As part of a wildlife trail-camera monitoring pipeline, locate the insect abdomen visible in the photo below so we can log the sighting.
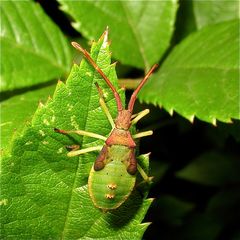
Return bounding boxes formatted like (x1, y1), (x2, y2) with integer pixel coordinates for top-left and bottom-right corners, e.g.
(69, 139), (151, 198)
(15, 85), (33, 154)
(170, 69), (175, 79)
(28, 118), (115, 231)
(88, 145), (136, 210)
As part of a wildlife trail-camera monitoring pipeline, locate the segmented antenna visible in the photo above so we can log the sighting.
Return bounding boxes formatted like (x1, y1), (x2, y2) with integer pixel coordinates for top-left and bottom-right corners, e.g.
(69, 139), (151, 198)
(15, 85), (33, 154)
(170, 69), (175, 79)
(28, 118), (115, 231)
(71, 41), (123, 111)
(128, 64), (158, 112)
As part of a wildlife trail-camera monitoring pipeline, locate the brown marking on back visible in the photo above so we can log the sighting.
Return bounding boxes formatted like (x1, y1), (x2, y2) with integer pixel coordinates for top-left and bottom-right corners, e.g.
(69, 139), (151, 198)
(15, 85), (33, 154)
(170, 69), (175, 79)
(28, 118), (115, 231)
(105, 194), (115, 199)
(107, 183), (117, 190)
(127, 149), (137, 175)
(94, 145), (108, 171)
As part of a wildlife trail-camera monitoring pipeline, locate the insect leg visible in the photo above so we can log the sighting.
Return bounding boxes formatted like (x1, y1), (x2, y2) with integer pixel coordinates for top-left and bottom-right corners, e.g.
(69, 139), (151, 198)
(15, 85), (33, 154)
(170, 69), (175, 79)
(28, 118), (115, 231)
(137, 164), (154, 183)
(68, 145), (102, 157)
(132, 130), (153, 139)
(128, 64), (158, 112)
(131, 109), (150, 125)
(54, 128), (107, 141)
(94, 83), (115, 129)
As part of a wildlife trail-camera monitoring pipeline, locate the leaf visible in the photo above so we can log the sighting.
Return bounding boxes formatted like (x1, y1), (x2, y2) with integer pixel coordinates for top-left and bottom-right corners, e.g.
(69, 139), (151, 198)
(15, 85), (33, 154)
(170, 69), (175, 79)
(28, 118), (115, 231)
(176, 151), (240, 186)
(0, 0), (72, 91)
(1, 32), (152, 239)
(58, 0), (178, 70)
(0, 85), (55, 149)
(174, 0), (197, 43)
(139, 20), (239, 124)
(193, 0), (239, 29)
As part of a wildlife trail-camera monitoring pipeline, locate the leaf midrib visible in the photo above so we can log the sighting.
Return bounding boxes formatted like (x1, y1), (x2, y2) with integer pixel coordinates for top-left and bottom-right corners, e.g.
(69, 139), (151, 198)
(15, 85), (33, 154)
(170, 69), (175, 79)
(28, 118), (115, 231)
(60, 55), (104, 239)
(120, 1), (149, 70)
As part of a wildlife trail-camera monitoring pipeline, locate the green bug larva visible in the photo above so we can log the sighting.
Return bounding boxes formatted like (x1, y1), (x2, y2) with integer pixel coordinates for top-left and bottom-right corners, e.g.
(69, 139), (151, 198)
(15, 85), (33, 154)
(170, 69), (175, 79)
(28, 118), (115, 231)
(88, 145), (136, 209)
(55, 29), (157, 210)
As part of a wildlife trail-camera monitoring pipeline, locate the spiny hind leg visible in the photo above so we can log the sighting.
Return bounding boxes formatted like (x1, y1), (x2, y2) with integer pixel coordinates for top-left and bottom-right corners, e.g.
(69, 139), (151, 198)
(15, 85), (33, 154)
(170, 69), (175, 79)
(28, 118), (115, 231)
(135, 162), (153, 198)
(67, 145), (102, 157)
(137, 163), (154, 184)
(95, 83), (115, 128)
(54, 128), (105, 157)
(54, 128), (107, 141)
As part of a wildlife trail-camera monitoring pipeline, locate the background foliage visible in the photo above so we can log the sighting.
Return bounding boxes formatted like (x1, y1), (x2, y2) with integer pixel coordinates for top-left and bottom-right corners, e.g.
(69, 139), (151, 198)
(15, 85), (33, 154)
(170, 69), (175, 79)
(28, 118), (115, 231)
(1, 0), (239, 239)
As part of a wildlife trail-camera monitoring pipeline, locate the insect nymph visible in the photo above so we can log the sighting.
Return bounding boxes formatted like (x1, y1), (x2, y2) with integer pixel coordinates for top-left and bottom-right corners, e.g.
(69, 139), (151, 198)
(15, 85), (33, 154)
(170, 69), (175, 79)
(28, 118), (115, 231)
(55, 31), (158, 210)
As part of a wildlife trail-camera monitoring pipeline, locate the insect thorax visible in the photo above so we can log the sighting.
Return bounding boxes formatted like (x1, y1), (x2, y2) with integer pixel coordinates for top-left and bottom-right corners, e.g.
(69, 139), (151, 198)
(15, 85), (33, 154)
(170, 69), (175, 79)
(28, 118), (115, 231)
(106, 129), (136, 148)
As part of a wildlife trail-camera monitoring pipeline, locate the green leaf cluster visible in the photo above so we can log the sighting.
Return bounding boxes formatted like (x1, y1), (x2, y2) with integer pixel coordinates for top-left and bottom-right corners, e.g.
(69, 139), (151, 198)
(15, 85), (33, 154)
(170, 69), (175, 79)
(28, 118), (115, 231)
(1, 1), (240, 239)
(57, 0), (239, 124)
(1, 27), (151, 239)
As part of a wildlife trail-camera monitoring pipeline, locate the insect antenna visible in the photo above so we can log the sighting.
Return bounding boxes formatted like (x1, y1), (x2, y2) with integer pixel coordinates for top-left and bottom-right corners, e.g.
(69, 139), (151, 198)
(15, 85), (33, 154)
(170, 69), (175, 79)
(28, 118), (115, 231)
(71, 41), (123, 111)
(128, 64), (158, 113)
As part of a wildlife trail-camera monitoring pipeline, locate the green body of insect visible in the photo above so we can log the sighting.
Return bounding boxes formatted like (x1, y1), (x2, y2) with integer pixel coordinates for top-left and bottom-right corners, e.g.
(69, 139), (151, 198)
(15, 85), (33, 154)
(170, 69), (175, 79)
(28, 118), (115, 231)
(89, 145), (136, 210)
(55, 30), (157, 210)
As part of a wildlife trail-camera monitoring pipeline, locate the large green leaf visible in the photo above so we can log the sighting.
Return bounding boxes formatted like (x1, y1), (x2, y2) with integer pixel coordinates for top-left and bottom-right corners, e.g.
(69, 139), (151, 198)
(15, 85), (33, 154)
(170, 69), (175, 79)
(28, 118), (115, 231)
(58, 0), (178, 70)
(0, 85), (55, 149)
(1, 32), (152, 239)
(0, 0), (72, 91)
(193, 0), (239, 29)
(139, 20), (239, 124)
